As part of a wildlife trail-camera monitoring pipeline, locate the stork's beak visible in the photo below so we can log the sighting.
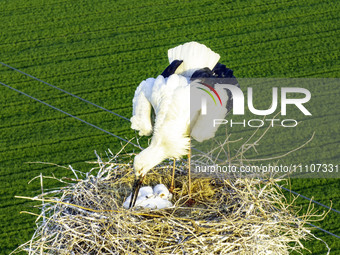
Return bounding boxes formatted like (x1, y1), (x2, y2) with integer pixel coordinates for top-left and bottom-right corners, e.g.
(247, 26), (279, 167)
(129, 175), (145, 209)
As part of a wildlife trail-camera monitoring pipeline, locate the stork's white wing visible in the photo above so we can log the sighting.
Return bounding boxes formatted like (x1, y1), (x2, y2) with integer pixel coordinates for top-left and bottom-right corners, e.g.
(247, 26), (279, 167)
(130, 78), (155, 136)
(149, 75), (191, 159)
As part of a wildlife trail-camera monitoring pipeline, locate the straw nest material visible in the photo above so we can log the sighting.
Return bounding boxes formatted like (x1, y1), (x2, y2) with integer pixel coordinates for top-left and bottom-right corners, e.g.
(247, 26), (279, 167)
(12, 151), (329, 255)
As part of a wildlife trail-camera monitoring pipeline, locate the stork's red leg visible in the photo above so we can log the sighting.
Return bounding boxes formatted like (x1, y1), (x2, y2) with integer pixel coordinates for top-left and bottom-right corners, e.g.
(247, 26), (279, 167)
(186, 144), (195, 206)
(169, 159), (176, 193)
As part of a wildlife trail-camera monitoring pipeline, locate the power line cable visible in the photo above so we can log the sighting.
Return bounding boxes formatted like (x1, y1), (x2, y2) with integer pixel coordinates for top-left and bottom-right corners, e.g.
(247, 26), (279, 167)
(0, 61), (130, 121)
(278, 184), (340, 214)
(2, 72), (340, 241)
(2, 62), (339, 217)
(2, 75), (338, 246)
(0, 81), (142, 150)
(306, 222), (340, 239)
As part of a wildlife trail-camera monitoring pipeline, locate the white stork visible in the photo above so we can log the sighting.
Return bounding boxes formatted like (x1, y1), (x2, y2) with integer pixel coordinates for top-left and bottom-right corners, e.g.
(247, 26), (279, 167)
(129, 42), (238, 208)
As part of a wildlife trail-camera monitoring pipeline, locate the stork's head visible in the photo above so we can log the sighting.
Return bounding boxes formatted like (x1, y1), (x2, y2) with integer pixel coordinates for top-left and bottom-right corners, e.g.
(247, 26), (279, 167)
(133, 146), (166, 177)
(133, 152), (153, 178)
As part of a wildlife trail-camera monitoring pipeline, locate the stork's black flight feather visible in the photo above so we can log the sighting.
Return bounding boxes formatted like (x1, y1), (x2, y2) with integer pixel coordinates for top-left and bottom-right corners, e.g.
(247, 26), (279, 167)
(212, 63), (238, 85)
(161, 60), (183, 78)
(190, 63), (240, 113)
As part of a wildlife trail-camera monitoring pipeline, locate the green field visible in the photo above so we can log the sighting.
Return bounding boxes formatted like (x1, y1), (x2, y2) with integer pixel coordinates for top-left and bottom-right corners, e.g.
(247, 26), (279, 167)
(0, 0), (339, 254)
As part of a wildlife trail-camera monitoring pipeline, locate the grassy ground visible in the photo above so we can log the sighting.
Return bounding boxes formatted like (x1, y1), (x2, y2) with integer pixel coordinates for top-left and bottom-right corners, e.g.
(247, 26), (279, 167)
(0, 0), (339, 254)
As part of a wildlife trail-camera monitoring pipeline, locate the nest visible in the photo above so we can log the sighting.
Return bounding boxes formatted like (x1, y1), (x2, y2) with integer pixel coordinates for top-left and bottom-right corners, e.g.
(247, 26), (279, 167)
(12, 150), (329, 255)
